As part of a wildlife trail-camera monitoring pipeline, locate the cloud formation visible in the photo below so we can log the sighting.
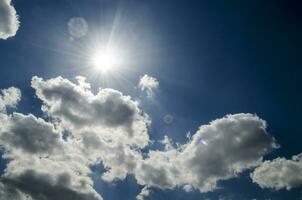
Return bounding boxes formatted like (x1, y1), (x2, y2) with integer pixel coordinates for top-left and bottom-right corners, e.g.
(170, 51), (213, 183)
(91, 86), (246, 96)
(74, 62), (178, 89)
(139, 74), (159, 96)
(134, 114), (278, 192)
(31, 76), (150, 146)
(0, 77), (289, 199)
(0, 0), (19, 39)
(251, 153), (302, 190)
(0, 157), (102, 200)
(0, 76), (152, 200)
(0, 113), (64, 157)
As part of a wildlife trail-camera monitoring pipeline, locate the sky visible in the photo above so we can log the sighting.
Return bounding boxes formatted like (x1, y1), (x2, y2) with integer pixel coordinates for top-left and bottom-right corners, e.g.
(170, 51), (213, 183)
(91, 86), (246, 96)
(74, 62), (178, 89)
(0, 0), (302, 200)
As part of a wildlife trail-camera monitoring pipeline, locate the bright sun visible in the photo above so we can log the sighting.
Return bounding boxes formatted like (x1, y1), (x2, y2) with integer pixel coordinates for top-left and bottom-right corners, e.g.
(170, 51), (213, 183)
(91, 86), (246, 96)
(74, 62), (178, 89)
(91, 49), (119, 73)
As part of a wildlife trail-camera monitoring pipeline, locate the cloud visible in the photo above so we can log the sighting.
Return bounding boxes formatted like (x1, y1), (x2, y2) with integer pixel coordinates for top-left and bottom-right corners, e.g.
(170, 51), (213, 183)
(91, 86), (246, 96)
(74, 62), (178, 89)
(30, 76), (153, 182)
(251, 153), (302, 190)
(0, 158), (103, 200)
(133, 114), (278, 192)
(0, 112), (64, 157)
(136, 186), (151, 200)
(0, 77), (283, 199)
(31, 76), (150, 147)
(0, 0), (19, 39)
(0, 87), (21, 112)
(138, 74), (159, 96)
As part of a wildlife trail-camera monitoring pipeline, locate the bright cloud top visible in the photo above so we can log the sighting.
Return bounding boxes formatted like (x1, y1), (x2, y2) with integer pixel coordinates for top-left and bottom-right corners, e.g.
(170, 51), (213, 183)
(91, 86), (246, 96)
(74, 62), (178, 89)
(139, 74), (159, 96)
(0, 0), (19, 39)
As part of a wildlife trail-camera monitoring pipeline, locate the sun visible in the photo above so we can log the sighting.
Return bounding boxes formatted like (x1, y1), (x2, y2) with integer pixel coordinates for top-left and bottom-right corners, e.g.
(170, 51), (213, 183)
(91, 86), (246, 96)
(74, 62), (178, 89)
(91, 49), (120, 73)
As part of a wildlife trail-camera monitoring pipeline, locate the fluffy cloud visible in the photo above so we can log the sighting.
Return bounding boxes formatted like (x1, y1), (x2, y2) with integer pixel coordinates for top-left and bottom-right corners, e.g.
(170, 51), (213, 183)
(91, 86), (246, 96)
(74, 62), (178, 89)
(0, 157), (102, 200)
(134, 114), (278, 192)
(0, 87), (21, 112)
(0, 85), (102, 199)
(0, 0), (19, 39)
(0, 77), (283, 199)
(31, 76), (153, 181)
(31, 76), (150, 147)
(0, 112), (64, 157)
(251, 153), (302, 190)
(138, 74), (159, 96)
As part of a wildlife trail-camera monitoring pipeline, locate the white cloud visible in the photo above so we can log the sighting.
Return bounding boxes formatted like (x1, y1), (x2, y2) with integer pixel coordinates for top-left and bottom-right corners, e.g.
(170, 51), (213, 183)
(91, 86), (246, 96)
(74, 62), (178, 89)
(251, 153), (302, 190)
(31, 76), (150, 147)
(0, 76), (152, 200)
(136, 186), (151, 200)
(138, 74), (159, 96)
(0, 77), (284, 199)
(30, 76), (153, 182)
(133, 114), (278, 192)
(0, 87), (21, 112)
(0, 0), (19, 39)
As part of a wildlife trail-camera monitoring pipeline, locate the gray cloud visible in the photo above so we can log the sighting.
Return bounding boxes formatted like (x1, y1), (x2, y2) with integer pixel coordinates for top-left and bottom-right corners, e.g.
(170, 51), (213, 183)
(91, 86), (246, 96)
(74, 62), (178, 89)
(0, 0), (19, 39)
(251, 153), (302, 190)
(0, 112), (64, 157)
(0, 158), (103, 200)
(1, 171), (100, 200)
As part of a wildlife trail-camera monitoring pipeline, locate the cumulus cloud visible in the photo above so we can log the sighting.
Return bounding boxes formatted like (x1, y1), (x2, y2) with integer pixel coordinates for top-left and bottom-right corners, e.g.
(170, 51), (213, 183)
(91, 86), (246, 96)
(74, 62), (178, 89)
(251, 153), (302, 190)
(31, 76), (150, 147)
(133, 114), (278, 192)
(0, 87), (21, 112)
(0, 157), (102, 200)
(0, 77), (283, 199)
(138, 74), (159, 96)
(0, 0), (19, 39)
(0, 76), (151, 200)
(30, 76), (153, 181)
(0, 112), (64, 157)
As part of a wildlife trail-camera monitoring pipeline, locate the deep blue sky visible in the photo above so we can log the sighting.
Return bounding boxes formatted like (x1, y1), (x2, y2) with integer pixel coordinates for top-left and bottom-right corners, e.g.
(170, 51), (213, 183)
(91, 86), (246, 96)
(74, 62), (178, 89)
(1, 0), (302, 199)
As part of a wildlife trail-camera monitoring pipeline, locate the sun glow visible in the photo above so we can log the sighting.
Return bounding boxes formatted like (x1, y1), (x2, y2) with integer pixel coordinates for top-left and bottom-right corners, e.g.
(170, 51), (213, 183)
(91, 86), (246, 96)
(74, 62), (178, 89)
(91, 49), (120, 73)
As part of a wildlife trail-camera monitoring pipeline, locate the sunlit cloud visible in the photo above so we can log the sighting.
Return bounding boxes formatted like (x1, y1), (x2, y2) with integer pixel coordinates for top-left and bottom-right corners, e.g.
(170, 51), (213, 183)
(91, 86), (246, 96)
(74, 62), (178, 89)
(251, 153), (302, 190)
(0, 0), (19, 39)
(139, 74), (159, 97)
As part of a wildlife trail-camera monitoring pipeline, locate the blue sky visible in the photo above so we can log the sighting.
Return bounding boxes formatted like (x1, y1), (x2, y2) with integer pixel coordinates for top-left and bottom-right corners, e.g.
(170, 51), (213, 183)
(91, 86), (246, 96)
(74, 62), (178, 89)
(0, 0), (302, 200)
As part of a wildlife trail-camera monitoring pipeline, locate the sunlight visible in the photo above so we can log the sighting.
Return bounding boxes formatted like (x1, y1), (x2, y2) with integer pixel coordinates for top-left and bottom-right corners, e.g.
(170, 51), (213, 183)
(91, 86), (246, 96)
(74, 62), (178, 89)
(91, 49), (120, 73)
